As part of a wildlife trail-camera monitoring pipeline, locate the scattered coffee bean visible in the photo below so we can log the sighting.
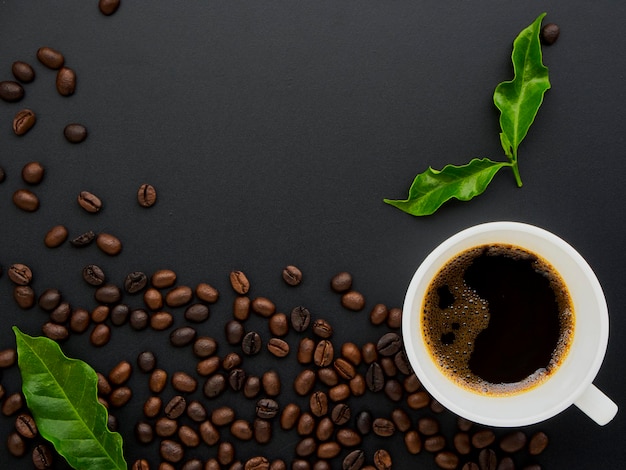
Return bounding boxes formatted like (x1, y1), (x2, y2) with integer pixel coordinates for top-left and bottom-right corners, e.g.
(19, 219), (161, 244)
(499, 430), (527, 453)
(390, 408), (411, 433)
(225, 320), (245, 345)
(20, 161), (44, 185)
(267, 337), (289, 357)
(196, 356), (220, 376)
(313, 339), (334, 367)
(151, 268), (177, 288)
(330, 403), (351, 425)
(37, 46), (64, 69)
(172, 371), (197, 393)
(8, 263), (32, 285)
(56, 67), (76, 96)
(435, 451), (459, 470)
(78, 191), (102, 213)
(454, 432), (471, 455)
(38, 288), (61, 311)
(165, 285), (193, 307)
(13, 109), (36, 135)
(165, 395), (187, 419)
(222, 352), (242, 370)
(156, 417), (178, 437)
(230, 270), (250, 294)
(281, 264), (303, 286)
(317, 441), (341, 459)
(196, 282), (219, 303)
(89, 323), (111, 346)
(71, 230), (96, 247)
(179, 424), (201, 447)
(405, 430), (422, 454)
(137, 351), (156, 372)
(330, 271), (352, 292)
(262, 370), (281, 396)
(0, 80), (24, 102)
(7, 432), (27, 456)
(269, 312), (289, 336)
(243, 375), (261, 399)
(109, 386), (132, 407)
(541, 23), (560, 45)
(373, 449), (392, 470)
(149, 368), (168, 393)
(291, 306), (311, 332)
(343, 449), (365, 470)
(472, 429), (496, 449)
(280, 403), (301, 430)
(295, 436), (317, 457)
(186, 400), (207, 422)
(199, 420), (220, 446)
(242, 331), (262, 355)
(228, 368), (246, 391)
(294, 369), (316, 396)
(252, 296), (275, 317)
(334, 357), (356, 380)
(44, 225), (68, 247)
(528, 431), (549, 455)
(15, 413), (38, 438)
(32, 443), (53, 469)
(372, 418), (395, 437)
(317, 367), (339, 387)
(124, 271), (147, 293)
(424, 435), (446, 453)
(341, 290), (365, 311)
(193, 336), (217, 358)
(143, 287), (163, 310)
(13, 285), (35, 309)
(376, 332), (402, 356)
(386, 307), (402, 329)
(183, 303), (209, 322)
(109, 360), (132, 385)
(366, 362), (384, 392)
(89, 304), (109, 324)
(136, 183), (157, 207)
(135, 421), (153, 444)
(160, 439), (184, 463)
(369, 303), (388, 325)
(12, 188), (39, 211)
(497, 457), (515, 470)
(312, 319), (333, 338)
(12, 61), (35, 83)
(203, 373), (226, 398)
(170, 326), (197, 347)
(94, 283), (121, 304)
(96, 232), (122, 255)
(478, 448), (497, 470)
(64, 123), (88, 143)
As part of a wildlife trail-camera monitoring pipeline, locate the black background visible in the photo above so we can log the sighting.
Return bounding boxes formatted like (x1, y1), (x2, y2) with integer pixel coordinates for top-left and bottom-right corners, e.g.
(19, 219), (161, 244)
(1, 1), (625, 468)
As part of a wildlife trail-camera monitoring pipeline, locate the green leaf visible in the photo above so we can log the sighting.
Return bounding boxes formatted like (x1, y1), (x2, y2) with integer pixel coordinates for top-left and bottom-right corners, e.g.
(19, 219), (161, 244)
(383, 158), (510, 216)
(13, 327), (126, 470)
(494, 13), (550, 161)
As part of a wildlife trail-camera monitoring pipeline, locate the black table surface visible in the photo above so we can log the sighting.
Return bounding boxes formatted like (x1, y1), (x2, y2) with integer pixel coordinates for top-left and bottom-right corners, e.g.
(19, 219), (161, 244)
(1, 2), (625, 468)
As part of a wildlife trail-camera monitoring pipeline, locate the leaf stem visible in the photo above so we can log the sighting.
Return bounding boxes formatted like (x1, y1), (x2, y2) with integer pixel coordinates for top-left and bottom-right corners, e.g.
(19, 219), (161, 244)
(511, 160), (523, 187)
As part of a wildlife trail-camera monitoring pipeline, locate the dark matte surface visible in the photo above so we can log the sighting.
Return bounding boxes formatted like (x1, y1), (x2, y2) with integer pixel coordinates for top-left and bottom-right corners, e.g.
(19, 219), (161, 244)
(1, 1), (624, 468)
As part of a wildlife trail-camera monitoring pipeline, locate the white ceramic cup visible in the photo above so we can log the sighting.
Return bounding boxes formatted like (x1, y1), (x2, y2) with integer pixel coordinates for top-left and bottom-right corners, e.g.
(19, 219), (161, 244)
(402, 221), (618, 426)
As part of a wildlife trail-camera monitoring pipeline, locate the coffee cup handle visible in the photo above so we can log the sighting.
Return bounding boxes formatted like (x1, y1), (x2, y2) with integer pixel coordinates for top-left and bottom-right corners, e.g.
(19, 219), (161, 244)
(574, 383), (618, 425)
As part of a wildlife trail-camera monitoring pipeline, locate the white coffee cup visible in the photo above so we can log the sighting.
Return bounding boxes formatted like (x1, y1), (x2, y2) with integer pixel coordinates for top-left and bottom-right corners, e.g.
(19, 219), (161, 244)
(402, 221), (618, 426)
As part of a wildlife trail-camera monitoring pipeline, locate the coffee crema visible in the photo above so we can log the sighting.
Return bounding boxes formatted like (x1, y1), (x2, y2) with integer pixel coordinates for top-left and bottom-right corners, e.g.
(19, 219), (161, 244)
(422, 244), (575, 396)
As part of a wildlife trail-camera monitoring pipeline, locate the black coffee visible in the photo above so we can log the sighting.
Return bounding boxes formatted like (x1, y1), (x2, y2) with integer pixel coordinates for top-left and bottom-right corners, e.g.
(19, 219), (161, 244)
(423, 244), (574, 395)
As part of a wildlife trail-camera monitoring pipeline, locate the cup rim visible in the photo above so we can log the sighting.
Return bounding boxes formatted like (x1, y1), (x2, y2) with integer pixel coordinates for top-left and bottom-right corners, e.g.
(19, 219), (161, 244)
(402, 221), (609, 426)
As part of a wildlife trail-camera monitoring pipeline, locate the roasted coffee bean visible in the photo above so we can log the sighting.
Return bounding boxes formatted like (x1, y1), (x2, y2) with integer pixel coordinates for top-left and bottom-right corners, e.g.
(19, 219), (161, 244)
(291, 460), (310, 470)
(96, 373), (112, 395)
(254, 419), (272, 445)
(0, 348), (16, 368)
(96, 233), (122, 255)
(334, 357), (356, 380)
(95, 284), (121, 304)
(143, 396), (162, 418)
(457, 416), (474, 431)
(393, 352), (411, 376)
(22, 161), (45, 184)
(12, 188), (39, 211)
(99, 0), (121, 15)
(472, 429), (496, 449)
(309, 391), (328, 417)
(149, 368), (168, 393)
(377, 332), (402, 356)
(262, 370), (281, 396)
(231, 419), (253, 441)
(317, 441), (341, 459)
(203, 373), (226, 398)
(109, 386), (132, 407)
(109, 360), (132, 385)
(44, 225), (68, 248)
(316, 368), (337, 387)
(330, 271), (352, 292)
(246, 456), (271, 470)
(454, 432), (471, 455)
(197, 356), (220, 376)
(225, 320), (245, 345)
(13, 285), (35, 309)
(156, 417), (178, 437)
(391, 408), (411, 432)
(242, 331), (262, 355)
(78, 191), (102, 213)
(90, 306), (108, 325)
(32, 443), (53, 469)
(267, 337), (289, 357)
(372, 418), (395, 437)
(497, 457), (515, 470)
(222, 352), (242, 370)
(0, 80), (24, 102)
(135, 421), (154, 444)
(291, 306), (311, 332)
(7, 432), (27, 457)
(405, 430), (422, 454)
(165, 285), (193, 307)
(528, 431), (549, 455)
(38, 288), (61, 311)
(328, 383), (350, 402)
(294, 369), (316, 396)
(165, 395), (187, 419)
(170, 326), (197, 347)
(196, 282), (219, 302)
(252, 296), (275, 317)
(541, 23), (560, 45)
(212, 406), (236, 426)
(184, 303), (209, 322)
(200, 420), (220, 445)
(280, 403), (301, 430)
(313, 340), (334, 367)
(193, 336), (217, 357)
(37, 46), (64, 68)
(56, 67), (76, 96)
(71, 230), (96, 247)
(132, 459), (150, 470)
(161, 439), (184, 463)
(478, 448), (497, 470)
(499, 430), (527, 453)
(337, 428), (362, 447)
(361, 342), (378, 364)
(341, 342), (362, 366)
(402, 374), (420, 394)
(143, 287), (163, 310)
(82, 264), (105, 286)
(330, 403), (351, 425)
(341, 290), (365, 311)
(297, 337), (315, 364)
(424, 435), (446, 453)
(129, 308), (149, 330)
(64, 123), (88, 143)
(312, 319), (333, 338)
(43, 322), (69, 341)
(150, 311), (173, 330)
(369, 303), (388, 325)
(435, 451), (459, 470)
(121, 271), (146, 294)
(256, 398), (279, 419)
(380, 357), (397, 377)
(373, 449), (392, 470)
(2, 392), (23, 416)
(296, 437), (317, 457)
(232, 295), (251, 320)
(282, 265), (303, 286)
(218, 442), (236, 466)
(387, 307), (402, 329)
(418, 417), (439, 436)
(366, 362), (384, 392)
(230, 270), (250, 294)
(15, 413), (37, 438)
(356, 410), (372, 435)
(297, 412), (316, 436)
(179, 425), (201, 447)
(186, 400), (207, 422)
(136, 183), (157, 207)
(172, 371), (197, 393)
(13, 109), (36, 136)
(228, 368), (246, 391)
(315, 416), (334, 441)
(12, 61), (35, 83)
(343, 449), (365, 470)
(110, 304), (129, 326)
(151, 269), (176, 288)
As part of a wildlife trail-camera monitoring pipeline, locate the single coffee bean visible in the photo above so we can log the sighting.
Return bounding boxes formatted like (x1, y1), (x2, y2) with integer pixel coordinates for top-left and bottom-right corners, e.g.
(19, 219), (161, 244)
(32, 443), (53, 469)
(212, 406), (236, 426)
(497, 457), (515, 470)
(317, 441), (341, 459)
(330, 271), (352, 292)
(50, 302), (71, 323)
(196, 282), (219, 302)
(193, 336), (217, 357)
(291, 460), (311, 470)
(96, 372), (112, 395)
(334, 357), (356, 380)
(186, 400), (207, 422)
(197, 356), (220, 376)
(231, 419), (253, 441)
(228, 368), (246, 391)
(317, 367), (339, 387)
(2, 393), (23, 416)
(328, 383), (350, 402)
(407, 391), (431, 409)
(478, 448), (497, 470)
(462, 464), (480, 470)
(13, 109), (36, 135)
(366, 362), (384, 392)
(297, 337), (315, 364)
(185, 303), (209, 322)
(337, 428), (362, 447)
(13, 286), (35, 309)
(330, 403), (350, 425)
(130, 308), (149, 330)
(37, 46), (64, 68)
(203, 373), (226, 398)
(361, 342), (378, 364)
(164, 395), (187, 419)
(499, 430), (527, 453)
(404, 373), (421, 393)
(341, 342), (362, 366)
(170, 326), (197, 347)
(200, 420), (220, 446)
(262, 370), (281, 396)
(435, 451), (459, 470)
(376, 332), (402, 356)
(42, 322), (69, 341)
(312, 319), (333, 338)
(172, 371), (198, 393)
(282, 265), (302, 286)
(12, 188), (39, 211)
(295, 436), (317, 457)
(222, 352), (242, 370)
(387, 307), (402, 329)
(165, 285), (193, 307)
(372, 418), (395, 437)
(108, 360), (132, 385)
(44, 225), (68, 248)
(81, 265), (105, 286)
(341, 290), (365, 311)
(343, 449), (365, 470)
(541, 23), (560, 45)
(418, 417), (439, 436)
(89, 323), (110, 346)
(135, 421), (154, 444)
(110, 304), (129, 325)
(232, 295), (251, 320)
(148, 369), (167, 393)
(356, 411), (372, 435)
(38, 288), (62, 311)
(151, 268), (176, 287)
(252, 296), (275, 317)
(56, 67), (76, 96)
(109, 386), (132, 407)
(253, 419), (272, 445)
(136, 351), (156, 373)
(454, 432), (471, 455)
(161, 439), (184, 463)
(21, 161), (45, 184)
(242, 331), (262, 355)
(424, 435), (446, 453)
(156, 417), (178, 437)
(70, 230), (96, 247)
(78, 191), (102, 213)
(267, 337), (289, 357)
(256, 398), (280, 419)
(96, 233), (122, 256)
(15, 413), (38, 438)
(280, 403), (301, 430)
(309, 391), (328, 417)
(12, 61), (35, 83)
(313, 340), (334, 367)
(225, 320), (245, 345)
(373, 449), (392, 470)
(472, 429), (496, 449)
(151, 311), (173, 330)
(369, 303), (388, 325)
(315, 416), (334, 441)
(294, 369), (316, 396)
(0, 80), (24, 102)
(405, 430), (422, 454)
(137, 183), (157, 207)
(107, 414), (118, 432)
(143, 287), (163, 310)
(64, 123), (88, 143)
(290, 306), (311, 332)
(124, 271), (147, 293)
(528, 431), (549, 455)
(94, 283), (121, 304)
(99, 0), (121, 15)
(394, 350), (412, 375)
(179, 425), (201, 447)
(230, 270), (250, 294)
(243, 375), (261, 398)
(132, 459), (150, 470)
(391, 408), (411, 432)
(380, 357), (397, 377)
